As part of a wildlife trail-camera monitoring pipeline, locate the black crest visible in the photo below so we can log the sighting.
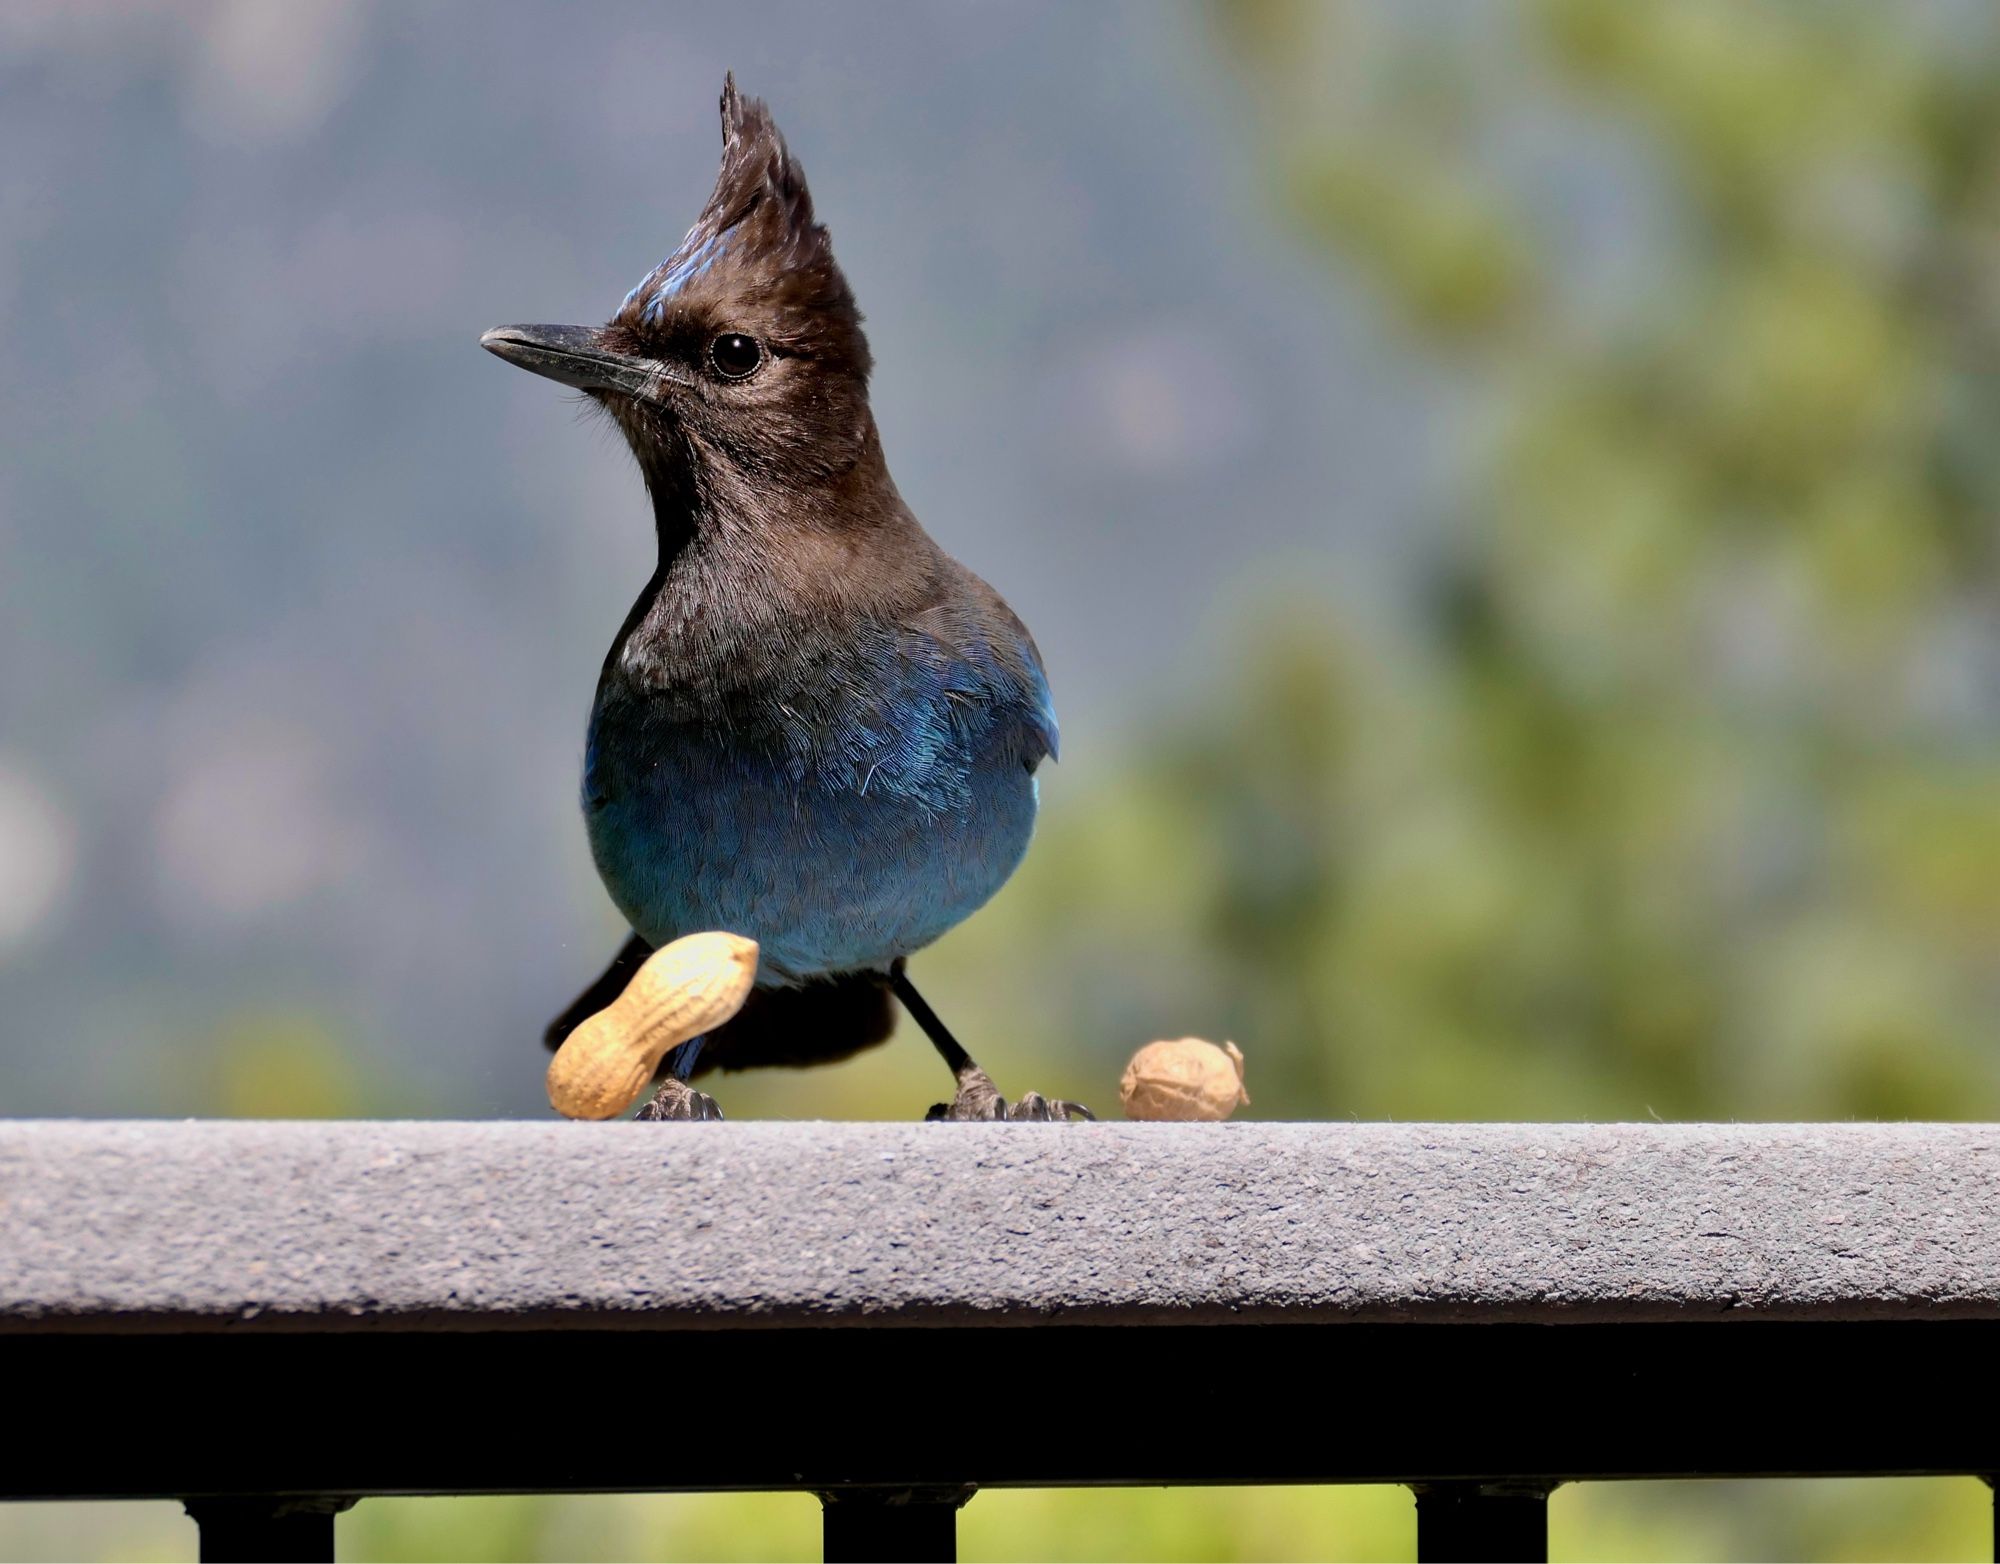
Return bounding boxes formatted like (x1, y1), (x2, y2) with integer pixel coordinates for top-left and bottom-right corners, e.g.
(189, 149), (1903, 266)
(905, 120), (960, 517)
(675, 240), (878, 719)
(613, 75), (867, 375)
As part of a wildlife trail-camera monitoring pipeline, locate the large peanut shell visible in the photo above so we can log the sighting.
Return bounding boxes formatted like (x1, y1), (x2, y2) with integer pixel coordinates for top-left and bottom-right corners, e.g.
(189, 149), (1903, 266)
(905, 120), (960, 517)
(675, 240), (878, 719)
(546, 931), (757, 1120)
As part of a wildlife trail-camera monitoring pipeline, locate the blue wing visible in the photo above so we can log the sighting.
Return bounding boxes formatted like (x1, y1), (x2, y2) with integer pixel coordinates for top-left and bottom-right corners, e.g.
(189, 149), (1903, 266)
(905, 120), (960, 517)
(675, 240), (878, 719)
(1014, 632), (1060, 767)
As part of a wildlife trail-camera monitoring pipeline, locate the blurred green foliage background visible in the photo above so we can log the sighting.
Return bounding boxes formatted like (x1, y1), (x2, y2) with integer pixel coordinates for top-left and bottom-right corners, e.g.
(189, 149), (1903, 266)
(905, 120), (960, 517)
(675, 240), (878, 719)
(7, 0), (2000, 1558)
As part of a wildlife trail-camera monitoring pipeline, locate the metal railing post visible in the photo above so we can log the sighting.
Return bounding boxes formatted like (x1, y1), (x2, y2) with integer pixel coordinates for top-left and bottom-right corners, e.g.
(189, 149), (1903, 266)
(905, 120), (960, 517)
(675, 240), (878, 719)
(183, 1497), (353, 1563)
(820, 1485), (975, 1563)
(1410, 1480), (1554, 1564)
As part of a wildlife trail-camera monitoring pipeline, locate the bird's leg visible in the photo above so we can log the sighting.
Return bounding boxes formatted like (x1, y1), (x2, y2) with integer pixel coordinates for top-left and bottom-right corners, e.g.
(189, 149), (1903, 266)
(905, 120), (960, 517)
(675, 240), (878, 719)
(634, 1035), (725, 1122)
(888, 963), (1094, 1123)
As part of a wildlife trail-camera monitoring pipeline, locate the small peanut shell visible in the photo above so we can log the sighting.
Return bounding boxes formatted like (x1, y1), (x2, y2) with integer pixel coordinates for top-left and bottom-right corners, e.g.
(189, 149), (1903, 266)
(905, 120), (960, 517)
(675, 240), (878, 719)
(1119, 1038), (1249, 1122)
(546, 931), (758, 1120)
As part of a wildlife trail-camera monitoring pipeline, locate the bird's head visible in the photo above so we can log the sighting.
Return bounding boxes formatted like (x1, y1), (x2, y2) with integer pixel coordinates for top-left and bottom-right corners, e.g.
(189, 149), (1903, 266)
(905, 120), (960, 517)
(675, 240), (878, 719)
(483, 75), (875, 494)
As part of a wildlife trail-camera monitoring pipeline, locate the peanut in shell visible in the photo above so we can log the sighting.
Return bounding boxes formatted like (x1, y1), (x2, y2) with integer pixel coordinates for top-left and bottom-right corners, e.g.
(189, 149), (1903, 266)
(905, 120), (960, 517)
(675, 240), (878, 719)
(1119, 1038), (1249, 1122)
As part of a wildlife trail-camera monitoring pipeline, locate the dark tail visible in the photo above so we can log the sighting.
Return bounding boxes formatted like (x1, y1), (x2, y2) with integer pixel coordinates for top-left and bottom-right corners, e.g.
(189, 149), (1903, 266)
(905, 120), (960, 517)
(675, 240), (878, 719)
(694, 971), (898, 1075)
(544, 932), (897, 1076)
(544, 932), (653, 1051)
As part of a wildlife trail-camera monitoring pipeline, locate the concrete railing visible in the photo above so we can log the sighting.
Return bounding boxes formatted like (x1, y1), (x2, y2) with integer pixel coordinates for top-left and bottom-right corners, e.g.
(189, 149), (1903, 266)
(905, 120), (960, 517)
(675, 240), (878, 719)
(3, 1120), (1997, 1561)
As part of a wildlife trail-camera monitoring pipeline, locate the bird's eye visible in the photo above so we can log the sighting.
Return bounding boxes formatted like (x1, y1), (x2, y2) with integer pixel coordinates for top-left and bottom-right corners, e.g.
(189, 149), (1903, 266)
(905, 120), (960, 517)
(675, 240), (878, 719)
(708, 332), (764, 381)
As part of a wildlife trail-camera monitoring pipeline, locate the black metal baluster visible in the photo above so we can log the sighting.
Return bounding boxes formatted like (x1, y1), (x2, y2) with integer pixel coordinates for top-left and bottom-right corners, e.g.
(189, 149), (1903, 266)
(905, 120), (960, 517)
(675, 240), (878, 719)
(183, 1497), (353, 1563)
(1411, 1481), (1554, 1564)
(820, 1485), (974, 1563)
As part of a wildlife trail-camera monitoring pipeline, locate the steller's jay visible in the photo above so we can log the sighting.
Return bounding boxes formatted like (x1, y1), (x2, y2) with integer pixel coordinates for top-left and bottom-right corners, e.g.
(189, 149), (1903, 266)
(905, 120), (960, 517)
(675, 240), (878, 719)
(482, 77), (1089, 1122)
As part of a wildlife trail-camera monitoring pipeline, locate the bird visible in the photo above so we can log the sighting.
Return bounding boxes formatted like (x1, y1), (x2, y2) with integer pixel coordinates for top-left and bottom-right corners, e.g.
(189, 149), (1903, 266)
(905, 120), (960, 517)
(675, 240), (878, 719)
(482, 76), (1090, 1123)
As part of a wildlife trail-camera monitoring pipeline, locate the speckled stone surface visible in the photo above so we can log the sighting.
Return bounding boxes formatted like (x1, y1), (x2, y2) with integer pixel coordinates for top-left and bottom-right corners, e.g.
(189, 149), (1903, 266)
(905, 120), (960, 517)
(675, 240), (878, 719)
(2, 1120), (1995, 1332)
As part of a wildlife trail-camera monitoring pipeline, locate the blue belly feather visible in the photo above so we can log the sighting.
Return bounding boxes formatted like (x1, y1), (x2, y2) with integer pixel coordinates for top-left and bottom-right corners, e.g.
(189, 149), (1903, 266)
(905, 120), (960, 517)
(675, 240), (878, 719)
(582, 626), (1053, 984)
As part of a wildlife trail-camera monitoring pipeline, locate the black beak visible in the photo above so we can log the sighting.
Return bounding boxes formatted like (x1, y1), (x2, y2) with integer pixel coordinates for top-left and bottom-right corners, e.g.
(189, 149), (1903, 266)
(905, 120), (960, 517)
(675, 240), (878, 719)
(479, 324), (687, 398)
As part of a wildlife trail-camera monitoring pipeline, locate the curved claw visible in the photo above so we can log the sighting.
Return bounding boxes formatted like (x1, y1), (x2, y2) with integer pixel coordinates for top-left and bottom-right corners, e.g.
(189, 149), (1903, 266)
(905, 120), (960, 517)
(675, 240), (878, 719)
(1007, 1093), (1097, 1122)
(635, 1079), (725, 1122)
(927, 1068), (1094, 1123)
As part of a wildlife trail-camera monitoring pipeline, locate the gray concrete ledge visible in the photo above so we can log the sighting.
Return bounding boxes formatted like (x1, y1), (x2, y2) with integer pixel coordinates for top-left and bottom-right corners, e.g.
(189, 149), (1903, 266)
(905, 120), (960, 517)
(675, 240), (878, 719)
(2, 1120), (1996, 1333)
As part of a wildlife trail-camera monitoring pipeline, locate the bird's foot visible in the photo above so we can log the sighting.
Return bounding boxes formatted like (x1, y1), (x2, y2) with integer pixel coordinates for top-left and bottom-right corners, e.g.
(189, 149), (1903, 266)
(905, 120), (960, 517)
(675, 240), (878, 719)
(634, 1078), (725, 1122)
(926, 1063), (1094, 1123)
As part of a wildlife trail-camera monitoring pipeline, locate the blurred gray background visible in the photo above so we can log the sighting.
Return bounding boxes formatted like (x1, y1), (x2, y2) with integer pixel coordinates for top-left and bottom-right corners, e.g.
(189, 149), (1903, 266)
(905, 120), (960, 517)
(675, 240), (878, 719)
(0, 1), (1425, 1116)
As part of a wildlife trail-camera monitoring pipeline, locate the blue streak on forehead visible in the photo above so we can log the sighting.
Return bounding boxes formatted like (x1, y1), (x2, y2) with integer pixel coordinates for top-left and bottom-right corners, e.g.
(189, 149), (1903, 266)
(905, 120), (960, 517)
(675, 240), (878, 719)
(621, 229), (731, 323)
